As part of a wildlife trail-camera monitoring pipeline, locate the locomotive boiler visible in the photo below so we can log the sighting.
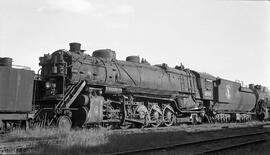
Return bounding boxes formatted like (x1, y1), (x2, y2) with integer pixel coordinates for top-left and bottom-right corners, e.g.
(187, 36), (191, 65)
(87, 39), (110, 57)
(33, 42), (270, 129)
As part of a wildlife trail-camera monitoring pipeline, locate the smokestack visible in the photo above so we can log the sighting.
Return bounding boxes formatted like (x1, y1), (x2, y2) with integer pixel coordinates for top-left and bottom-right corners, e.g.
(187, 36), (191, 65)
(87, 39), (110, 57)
(69, 42), (81, 53)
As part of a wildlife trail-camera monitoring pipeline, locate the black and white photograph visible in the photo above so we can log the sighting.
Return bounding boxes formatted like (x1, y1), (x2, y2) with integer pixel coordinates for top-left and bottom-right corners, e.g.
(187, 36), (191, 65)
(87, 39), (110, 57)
(0, 0), (270, 154)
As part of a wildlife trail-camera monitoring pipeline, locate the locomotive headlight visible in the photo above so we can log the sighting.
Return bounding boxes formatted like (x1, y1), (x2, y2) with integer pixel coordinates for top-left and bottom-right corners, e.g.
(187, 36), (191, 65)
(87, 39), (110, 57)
(45, 81), (51, 89)
(45, 81), (57, 95)
(45, 81), (56, 89)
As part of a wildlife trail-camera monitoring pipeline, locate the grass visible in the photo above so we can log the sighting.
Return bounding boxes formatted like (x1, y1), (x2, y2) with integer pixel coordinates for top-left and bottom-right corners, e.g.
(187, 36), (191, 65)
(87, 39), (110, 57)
(35, 128), (111, 155)
(2, 127), (111, 154)
(6, 127), (68, 141)
(6, 127), (110, 142)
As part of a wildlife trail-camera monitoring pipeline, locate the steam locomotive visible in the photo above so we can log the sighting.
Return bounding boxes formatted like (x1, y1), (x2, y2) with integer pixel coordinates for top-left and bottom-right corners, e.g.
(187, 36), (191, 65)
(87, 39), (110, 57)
(1, 43), (269, 129)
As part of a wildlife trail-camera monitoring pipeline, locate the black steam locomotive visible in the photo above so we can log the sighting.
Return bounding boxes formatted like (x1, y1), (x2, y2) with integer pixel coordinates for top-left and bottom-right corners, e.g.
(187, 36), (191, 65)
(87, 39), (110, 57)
(0, 42), (269, 129)
(34, 42), (270, 129)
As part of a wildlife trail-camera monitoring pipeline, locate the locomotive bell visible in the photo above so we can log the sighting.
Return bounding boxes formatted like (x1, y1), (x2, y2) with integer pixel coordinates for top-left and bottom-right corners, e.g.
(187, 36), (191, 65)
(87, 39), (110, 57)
(69, 42), (82, 53)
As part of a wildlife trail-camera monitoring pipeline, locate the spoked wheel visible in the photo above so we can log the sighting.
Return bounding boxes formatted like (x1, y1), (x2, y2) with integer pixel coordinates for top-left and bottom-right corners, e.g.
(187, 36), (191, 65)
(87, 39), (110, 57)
(57, 115), (72, 130)
(149, 104), (163, 128)
(163, 105), (175, 127)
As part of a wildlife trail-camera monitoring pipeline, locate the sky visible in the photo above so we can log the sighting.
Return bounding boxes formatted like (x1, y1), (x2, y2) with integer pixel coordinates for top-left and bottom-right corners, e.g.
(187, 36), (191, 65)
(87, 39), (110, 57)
(0, 0), (269, 87)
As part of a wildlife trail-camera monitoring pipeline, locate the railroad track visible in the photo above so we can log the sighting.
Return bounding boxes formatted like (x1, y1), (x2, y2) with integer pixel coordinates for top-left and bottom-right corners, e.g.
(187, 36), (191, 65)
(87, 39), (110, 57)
(109, 129), (270, 155)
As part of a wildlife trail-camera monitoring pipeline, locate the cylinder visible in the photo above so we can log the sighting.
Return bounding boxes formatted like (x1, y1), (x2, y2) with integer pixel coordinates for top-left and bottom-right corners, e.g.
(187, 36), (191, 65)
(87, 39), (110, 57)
(0, 57), (12, 67)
